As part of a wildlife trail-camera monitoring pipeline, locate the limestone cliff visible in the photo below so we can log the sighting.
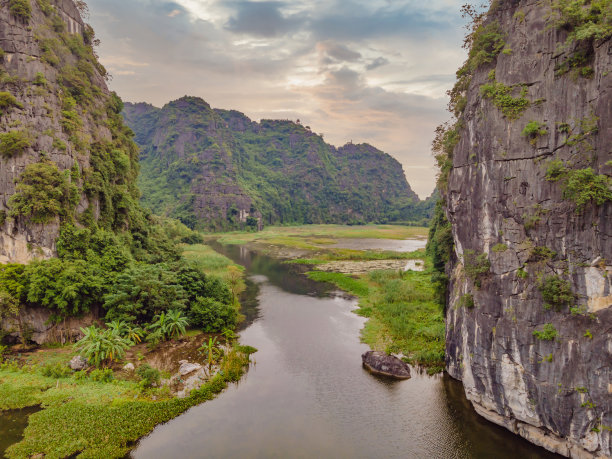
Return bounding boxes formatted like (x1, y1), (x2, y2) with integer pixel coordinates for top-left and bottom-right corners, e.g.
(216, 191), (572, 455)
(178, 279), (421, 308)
(441, 1), (612, 457)
(123, 97), (431, 231)
(0, 0), (139, 263)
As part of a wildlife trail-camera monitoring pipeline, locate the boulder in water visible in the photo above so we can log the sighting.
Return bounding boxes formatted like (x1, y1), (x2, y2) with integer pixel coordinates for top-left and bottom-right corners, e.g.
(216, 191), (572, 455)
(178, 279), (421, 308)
(362, 351), (411, 379)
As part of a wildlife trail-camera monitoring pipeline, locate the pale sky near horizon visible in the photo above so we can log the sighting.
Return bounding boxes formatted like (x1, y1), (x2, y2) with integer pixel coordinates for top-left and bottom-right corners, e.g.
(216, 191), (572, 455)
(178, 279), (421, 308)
(85, 0), (469, 199)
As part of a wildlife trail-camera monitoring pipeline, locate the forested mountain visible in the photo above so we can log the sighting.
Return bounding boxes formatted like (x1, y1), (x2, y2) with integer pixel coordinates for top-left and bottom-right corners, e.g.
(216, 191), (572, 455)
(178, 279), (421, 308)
(124, 97), (432, 230)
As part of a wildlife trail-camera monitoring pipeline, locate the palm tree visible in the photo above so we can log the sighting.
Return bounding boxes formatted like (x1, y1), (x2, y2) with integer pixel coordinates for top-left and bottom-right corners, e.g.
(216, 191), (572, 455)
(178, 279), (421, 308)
(74, 325), (131, 368)
(199, 336), (222, 369)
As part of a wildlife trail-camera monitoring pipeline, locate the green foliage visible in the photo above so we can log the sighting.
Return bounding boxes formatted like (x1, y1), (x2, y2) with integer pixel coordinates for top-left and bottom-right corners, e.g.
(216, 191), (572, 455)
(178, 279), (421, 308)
(8, 161), (78, 223)
(552, 0), (612, 43)
(458, 293), (475, 308)
(538, 275), (574, 310)
(426, 200), (453, 305)
(23, 258), (104, 319)
(199, 336), (222, 368)
(89, 368), (115, 383)
(32, 72), (47, 86)
(432, 124), (461, 191)
(533, 323), (558, 341)
(530, 246), (557, 261)
(480, 80), (530, 120)
(8, 0), (32, 20)
(0, 348), (249, 458)
(546, 163), (612, 210)
(522, 120), (548, 141)
(190, 297), (237, 332)
(40, 363), (72, 378)
(136, 364), (160, 388)
(74, 325), (131, 367)
(584, 329), (593, 339)
(463, 250), (490, 287)
(491, 243), (508, 253)
(517, 267), (528, 279)
(127, 98), (429, 231)
(0, 130), (31, 158)
(147, 309), (189, 341)
(562, 168), (612, 210)
(464, 21), (505, 72)
(306, 271), (370, 297)
(0, 92), (23, 110)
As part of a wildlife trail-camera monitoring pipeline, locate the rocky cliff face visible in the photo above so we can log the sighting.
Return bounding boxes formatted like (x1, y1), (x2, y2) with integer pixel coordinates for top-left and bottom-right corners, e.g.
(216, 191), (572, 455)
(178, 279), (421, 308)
(124, 97), (429, 230)
(443, 1), (611, 458)
(0, 0), (139, 263)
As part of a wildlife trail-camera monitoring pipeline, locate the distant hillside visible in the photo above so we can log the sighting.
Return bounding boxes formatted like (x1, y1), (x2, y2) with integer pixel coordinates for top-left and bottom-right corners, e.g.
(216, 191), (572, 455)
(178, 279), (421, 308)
(124, 97), (431, 230)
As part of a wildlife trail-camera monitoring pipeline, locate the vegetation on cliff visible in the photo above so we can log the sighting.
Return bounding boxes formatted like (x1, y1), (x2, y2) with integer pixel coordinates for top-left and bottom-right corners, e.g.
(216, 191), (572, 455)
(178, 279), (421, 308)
(124, 99), (434, 231)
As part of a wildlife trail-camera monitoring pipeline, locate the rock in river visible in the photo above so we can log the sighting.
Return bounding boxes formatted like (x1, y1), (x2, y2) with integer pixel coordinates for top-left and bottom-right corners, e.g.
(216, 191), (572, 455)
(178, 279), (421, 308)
(361, 351), (411, 379)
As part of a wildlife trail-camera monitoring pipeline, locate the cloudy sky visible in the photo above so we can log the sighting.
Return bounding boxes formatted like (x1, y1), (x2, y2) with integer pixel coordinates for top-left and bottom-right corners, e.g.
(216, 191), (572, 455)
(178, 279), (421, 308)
(86, 0), (469, 198)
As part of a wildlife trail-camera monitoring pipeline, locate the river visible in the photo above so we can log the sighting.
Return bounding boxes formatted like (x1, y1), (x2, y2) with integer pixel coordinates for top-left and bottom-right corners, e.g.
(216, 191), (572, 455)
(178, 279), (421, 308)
(132, 242), (561, 459)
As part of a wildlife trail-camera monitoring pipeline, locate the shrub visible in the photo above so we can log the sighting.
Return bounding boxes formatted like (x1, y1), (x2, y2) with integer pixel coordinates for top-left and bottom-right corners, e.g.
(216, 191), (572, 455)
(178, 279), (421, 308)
(463, 250), (490, 287)
(189, 297), (238, 332)
(8, 0), (32, 20)
(136, 364), (161, 388)
(466, 21), (505, 71)
(9, 161), (79, 223)
(33, 72), (47, 86)
(74, 325), (132, 367)
(0, 130), (31, 158)
(552, 0), (612, 43)
(40, 363), (72, 378)
(147, 309), (189, 341)
(562, 168), (612, 210)
(545, 160), (568, 182)
(480, 80), (530, 120)
(530, 246), (557, 261)
(533, 323), (558, 341)
(89, 368), (114, 383)
(0, 92), (22, 110)
(517, 267), (528, 279)
(538, 275), (574, 310)
(491, 243), (508, 253)
(522, 120), (548, 141)
(458, 293), (475, 308)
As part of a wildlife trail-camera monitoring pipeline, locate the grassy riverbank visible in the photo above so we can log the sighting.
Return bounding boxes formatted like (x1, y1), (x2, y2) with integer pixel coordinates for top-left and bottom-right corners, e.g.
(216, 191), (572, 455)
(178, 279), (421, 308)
(308, 265), (445, 373)
(1, 347), (251, 458)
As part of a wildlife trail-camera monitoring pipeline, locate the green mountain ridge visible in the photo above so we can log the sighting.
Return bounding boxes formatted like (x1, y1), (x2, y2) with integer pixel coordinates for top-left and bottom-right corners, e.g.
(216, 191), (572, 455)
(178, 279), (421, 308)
(123, 96), (434, 231)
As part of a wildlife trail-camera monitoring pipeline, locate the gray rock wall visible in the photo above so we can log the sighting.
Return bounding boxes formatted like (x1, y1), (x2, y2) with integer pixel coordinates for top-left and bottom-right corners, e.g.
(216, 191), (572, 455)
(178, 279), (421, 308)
(0, 0), (108, 263)
(445, 1), (611, 458)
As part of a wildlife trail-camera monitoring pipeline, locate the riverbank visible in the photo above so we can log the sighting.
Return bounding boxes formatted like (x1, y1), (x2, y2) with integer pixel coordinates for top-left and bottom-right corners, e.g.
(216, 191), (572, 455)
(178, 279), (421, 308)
(213, 225), (444, 373)
(0, 244), (252, 458)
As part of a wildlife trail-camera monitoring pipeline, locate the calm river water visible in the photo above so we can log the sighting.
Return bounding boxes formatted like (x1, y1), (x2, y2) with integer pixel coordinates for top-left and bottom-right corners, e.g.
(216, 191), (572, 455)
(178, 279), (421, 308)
(132, 243), (561, 459)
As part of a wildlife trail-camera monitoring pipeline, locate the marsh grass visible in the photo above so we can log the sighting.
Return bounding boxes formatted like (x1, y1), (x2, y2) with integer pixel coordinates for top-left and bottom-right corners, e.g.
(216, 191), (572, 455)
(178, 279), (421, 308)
(181, 244), (243, 281)
(213, 224), (429, 247)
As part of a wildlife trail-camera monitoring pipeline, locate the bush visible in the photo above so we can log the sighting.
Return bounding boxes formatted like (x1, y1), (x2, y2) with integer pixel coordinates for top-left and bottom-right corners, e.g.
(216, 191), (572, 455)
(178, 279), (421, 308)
(0, 92), (22, 110)
(466, 21), (505, 71)
(147, 309), (189, 341)
(136, 364), (161, 388)
(89, 368), (114, 383)
(8, 0), (32, 20)
(9, 161), (79, 223)
(522, 121), (548, 140)
(480, 80), (530, 120)
(530, 246), (557, 261)
(538, 275), (574, 310)
(74, 325), (131, 368)
(491, 243), (508, 253)
(562, 168), (612, 210)
(189, 297), (237, 332)
(40, 363), (72, 378)
(533, 323), (558, 341)
(0, 131), (31, 158)
(463, 250), (490, 287)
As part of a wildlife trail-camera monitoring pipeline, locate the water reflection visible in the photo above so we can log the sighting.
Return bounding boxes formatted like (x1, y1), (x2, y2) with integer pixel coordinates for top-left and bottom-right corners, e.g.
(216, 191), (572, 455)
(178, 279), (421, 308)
(133, 244), (561, 459)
